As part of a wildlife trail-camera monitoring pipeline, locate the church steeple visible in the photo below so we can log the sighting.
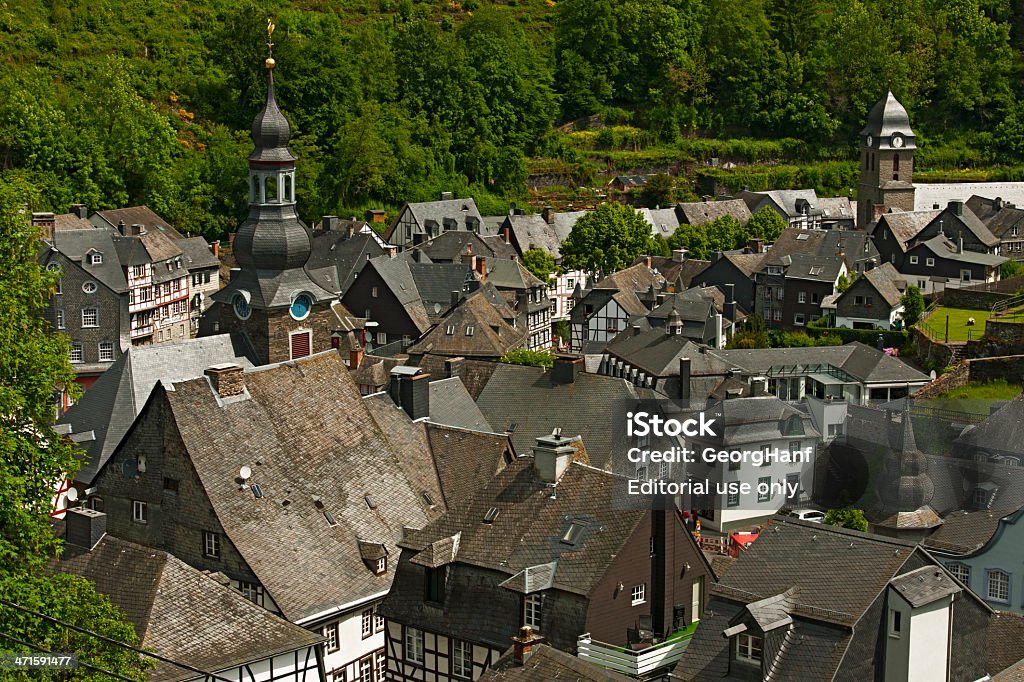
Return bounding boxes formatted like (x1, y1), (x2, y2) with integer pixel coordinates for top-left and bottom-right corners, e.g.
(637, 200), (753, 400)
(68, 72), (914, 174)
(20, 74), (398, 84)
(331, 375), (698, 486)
(856, 90), (917, 228)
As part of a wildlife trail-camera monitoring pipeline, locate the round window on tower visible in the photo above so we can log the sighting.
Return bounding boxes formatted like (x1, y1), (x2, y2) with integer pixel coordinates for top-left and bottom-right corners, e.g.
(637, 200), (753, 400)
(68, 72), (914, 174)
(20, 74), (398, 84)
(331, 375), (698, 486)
(290, 293), (313, 321)
(233, 292), (251, 320)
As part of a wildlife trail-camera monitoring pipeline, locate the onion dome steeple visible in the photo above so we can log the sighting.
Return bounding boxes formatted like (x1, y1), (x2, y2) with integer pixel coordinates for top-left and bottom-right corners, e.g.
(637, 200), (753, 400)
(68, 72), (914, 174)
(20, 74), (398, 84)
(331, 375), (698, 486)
(249, 37), (295, 164)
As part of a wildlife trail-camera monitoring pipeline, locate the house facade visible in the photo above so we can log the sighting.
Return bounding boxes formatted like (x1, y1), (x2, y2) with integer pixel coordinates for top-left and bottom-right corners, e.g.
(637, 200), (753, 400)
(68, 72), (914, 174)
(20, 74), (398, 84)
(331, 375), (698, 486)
(386, 196), (484, 248)
(833, 262), (907, 330)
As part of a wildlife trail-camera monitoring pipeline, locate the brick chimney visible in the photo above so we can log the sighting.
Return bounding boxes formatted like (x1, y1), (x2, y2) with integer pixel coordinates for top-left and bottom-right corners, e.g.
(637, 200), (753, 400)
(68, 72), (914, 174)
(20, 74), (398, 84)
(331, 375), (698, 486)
(748, 238), (764, 254)
(532, 429), (576, 483)
(205, 364), (245, 398)
(366, 209), (386, 223)
(31, 212), (56, 241)
(512, 626), (544, 665)
(541, 206), (555, 225)
(349, 347), (364, 370)
(550, 355), (583, 385)
(65, 508), (106, 549)
(476, 256), (487, 281)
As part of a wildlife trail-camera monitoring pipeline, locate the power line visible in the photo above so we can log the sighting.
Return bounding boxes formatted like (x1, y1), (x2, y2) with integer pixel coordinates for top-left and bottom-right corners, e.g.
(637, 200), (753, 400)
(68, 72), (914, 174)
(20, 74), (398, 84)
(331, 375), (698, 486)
(0, 598), (236, 682)
(0, 630), (138, 682)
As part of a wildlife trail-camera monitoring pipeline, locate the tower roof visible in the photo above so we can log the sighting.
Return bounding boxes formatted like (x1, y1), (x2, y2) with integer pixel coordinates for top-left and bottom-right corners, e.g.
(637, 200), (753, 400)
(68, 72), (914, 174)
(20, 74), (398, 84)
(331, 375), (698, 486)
(249, 54), (295, 163)
(860, 90), (916, 147)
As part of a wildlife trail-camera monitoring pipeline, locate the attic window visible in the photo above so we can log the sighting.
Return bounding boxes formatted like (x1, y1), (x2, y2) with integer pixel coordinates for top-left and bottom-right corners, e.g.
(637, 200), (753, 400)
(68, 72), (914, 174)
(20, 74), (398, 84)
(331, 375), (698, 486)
(324, 511), (337, 526)
(446, 325), (455, 335)
(796, 234), (810, 241)
(251, 483), (263, 499)
(483, 507), (500, 524)
(365, 495), (378, 510)
(736, 634), (763, 662)
(422, 491), (435, 507)
(809, 266), (824, 276)
(465, 326), (475, 337)
(767, 266), (783, 275)
(375, 557), (387, 574)
(561, 522), (585, 545)
(89, 252), (103, 265)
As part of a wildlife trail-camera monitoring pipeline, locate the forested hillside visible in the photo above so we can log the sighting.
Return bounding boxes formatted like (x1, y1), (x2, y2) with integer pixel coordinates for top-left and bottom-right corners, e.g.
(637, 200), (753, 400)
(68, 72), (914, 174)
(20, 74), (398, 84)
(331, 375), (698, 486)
(2, 0), (1024, 238)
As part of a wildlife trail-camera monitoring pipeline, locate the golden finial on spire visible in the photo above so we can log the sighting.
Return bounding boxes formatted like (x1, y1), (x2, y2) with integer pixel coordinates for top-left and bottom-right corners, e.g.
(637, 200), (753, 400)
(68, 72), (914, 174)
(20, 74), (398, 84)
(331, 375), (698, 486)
(265, 19), (276, 69)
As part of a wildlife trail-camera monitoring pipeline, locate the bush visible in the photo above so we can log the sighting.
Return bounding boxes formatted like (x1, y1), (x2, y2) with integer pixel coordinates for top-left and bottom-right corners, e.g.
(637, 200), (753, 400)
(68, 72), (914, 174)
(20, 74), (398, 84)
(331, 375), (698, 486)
(803, 326), (909, 348)
(500, 348), (556, 367)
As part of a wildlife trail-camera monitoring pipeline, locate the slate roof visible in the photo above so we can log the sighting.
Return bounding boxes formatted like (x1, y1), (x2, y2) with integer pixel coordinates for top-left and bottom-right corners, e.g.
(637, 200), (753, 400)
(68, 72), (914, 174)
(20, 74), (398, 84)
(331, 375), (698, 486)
(48, 228), (129, 293)
(480, 644), (631, 682)
(673, 519), (959, 682)
(919, 205), (1001, 249)
(370, 255), (432, 333)
(408, 289), (527, 358)
(54, 212), (94, 231)
(604, 330), (710, 378)
(423, 422), (512, 509)
(923, 508), (1024, 556)
(306, 231), (385, 295)
(397, 457), (648, 598)
(486, 259), (545, 290)
(710, 342), (929, 385)
(915, 183), (1024, 213)
(677, 199), (752, 226)
(428, 377), (493, 432)
(955, 395), (1024, 455)
(720, 253), (766, 278)
(770, 254), (843, 283)
(155, 352), (440, 622)
(414, 230), (518, 263)
(93, 206), (184, 240)
(916, 234), (1006, 266)
(642, 206), (683, 238)
(413, 356), (499, 400)
(58, 535), (321, 682)
(989, 612), (1024, 680)
(855, 262), (906, 306)
(873, 210), (941, 250)
(888, 565), (960, 607)
(861, 90), (915, 139)
(819, 196), (854, 221)
(595, 262), (666, 293)
(475, 364), (643, 468)
(502, 213), (575, 259)
(696, 396), (818, 445)
(387, 198), (483, 240)
(177, 236), (219, 271)
(59, 335), (255, 485)
(409, 262), (476, 321)
(740, 189), (821, 219)
(636, 255), (711, 291)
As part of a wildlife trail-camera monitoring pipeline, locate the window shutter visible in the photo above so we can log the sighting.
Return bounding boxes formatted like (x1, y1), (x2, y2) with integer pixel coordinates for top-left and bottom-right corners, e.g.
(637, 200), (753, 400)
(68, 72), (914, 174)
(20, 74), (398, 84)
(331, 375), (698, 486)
(290, 331), (312, 359)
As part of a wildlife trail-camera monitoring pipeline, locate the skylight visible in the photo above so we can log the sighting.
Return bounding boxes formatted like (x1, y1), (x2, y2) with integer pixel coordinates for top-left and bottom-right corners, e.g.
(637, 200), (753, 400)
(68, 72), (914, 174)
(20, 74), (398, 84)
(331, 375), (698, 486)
(365, 494), (378, 510)
(561, 522), (586, 545)
(251, 484), (263, 499)
(324, 511), (337, 526)
(796, 234), (810, 241)
(483, 507), (500, 524)
(809, 266), (824, 276)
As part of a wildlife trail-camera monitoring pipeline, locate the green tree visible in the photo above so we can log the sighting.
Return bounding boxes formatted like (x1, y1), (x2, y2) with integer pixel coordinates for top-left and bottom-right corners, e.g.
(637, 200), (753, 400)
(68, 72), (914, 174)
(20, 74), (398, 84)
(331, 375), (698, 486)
(836, 273), (855, 293)
(727, 313), (769, 349)
(745, 207), (788, 243)
(824, 508), (869, 532)
(500, 348), (556, 367)
(560, 202), (655, 274)
(0, 180), (151, 679)
(900, 284), (926, 326)
(1001, 259), (1024, 279)
(640, 172), (675, 207)
(668, 215), (743, 259)
(521, 248), (557, 283)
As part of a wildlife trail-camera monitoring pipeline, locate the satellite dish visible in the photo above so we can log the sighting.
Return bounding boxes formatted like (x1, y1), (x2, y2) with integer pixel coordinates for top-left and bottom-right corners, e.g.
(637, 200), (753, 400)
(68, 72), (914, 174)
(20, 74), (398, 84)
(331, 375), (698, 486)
(239, 465), (252, 481)
(66, 487), (79, 502)
(137, 455), (147, 473)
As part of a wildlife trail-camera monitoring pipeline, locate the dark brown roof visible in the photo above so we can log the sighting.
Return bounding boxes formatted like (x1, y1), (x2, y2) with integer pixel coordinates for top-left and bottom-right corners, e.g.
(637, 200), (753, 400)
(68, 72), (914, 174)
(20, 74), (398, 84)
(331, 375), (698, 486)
(480, 644), (631, 682)
(408, 289), (527, 358)
(595, 262), (665, 292)
(989, 612), (1024, 679)
(634, 256), (711, 291)
(722, 252), (766, 277)
(58, 535), (321, 682)
(96, 206), (184, 239)
(54, 213), (94, 231)
(160, 352), (441, 622)
(425, 422), (512, 509)
(414, 356), (499, 400)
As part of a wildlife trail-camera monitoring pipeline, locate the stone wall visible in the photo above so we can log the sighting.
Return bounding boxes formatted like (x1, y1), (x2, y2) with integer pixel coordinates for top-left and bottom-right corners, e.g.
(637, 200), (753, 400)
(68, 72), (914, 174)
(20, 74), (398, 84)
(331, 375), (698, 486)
(913, 362), (969, 399)
(913, 327), (956, 368)
(913, 354), (1024, 398)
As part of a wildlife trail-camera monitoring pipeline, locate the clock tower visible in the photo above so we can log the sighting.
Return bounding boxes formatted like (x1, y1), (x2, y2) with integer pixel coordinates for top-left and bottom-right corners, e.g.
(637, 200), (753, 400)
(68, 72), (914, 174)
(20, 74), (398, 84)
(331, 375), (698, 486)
(201, 25), (336, 365)
(856, 90), (917, 228)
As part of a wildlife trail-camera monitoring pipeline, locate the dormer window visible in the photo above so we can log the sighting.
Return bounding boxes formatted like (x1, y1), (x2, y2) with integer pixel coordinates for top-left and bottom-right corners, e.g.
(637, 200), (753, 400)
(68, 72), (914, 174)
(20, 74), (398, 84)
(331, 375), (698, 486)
(425, 566), (446, 603)
(89, 252), (103, 265)
(736, 633), (762, 662)
(767, 265), (783, 275)
(375, 557), (387, 575)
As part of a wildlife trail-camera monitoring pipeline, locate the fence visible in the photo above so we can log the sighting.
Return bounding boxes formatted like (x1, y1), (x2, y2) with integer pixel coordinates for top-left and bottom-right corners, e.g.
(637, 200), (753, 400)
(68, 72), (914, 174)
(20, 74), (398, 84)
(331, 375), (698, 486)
(577, 630), (693, 677)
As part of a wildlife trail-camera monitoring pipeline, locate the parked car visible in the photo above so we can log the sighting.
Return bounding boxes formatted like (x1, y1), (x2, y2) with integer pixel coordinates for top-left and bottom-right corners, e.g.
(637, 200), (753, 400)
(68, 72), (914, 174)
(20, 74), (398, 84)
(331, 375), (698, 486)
(780, 508), (825, 522)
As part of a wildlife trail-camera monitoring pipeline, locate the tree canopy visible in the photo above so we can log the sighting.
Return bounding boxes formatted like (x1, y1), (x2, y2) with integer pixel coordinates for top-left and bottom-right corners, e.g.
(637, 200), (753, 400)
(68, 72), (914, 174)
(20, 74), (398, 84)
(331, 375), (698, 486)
(560, 202), (656, 274)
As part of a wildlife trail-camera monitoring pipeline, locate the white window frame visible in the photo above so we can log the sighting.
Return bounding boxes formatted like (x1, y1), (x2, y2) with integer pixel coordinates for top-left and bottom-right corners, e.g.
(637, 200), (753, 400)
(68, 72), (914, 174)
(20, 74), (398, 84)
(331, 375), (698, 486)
(82, 281), (97, 294)
(631, 583), (646, 606)
(98, 342), (114, 362)
(56, 309), (65, 329)
(452, 639), (473, 679)
(82, 308), (99, 328)
(324, 622), (340, 653)
(736, 633), (762, 662)
(909, 255), (919, 264)
(926, 257), (935, 267)
(794, 313), (805, 326)
(405, 627), (425, 665)
(70, 342), (83, 364)
(361, 608), (373, 639)
(889, 608), (902, 638)
(132, 499), (147, 524)
(757, 476), (772, 503)
(947, 562), (970, 585)
(988, 569), (1010, 603)
(524, 593), (542, 628)
(203, 531), (221, 559)
(798, 291), (806, 303)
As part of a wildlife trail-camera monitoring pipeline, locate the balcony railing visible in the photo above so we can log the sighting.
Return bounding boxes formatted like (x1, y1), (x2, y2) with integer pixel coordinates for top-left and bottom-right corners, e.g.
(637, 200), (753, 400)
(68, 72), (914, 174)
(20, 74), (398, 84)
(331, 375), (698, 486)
(130, 325), (153, 338)
(577, 627), (694, 678)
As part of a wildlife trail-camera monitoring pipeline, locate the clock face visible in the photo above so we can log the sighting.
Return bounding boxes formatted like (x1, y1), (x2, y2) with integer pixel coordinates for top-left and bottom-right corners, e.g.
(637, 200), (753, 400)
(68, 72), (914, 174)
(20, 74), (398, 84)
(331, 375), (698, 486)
(891, 135), (904, 148)
(866, 135), (873, 147)
(233, 294), (251, 320)
(290, 293), (313, 321)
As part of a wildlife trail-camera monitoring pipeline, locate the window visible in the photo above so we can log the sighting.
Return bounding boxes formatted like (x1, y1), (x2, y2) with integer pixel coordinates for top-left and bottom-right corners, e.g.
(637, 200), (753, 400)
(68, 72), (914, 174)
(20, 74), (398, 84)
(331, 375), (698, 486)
(790, 441), (801, 454)
(375, 608), (385, 633)
(918, 280), (926, 289)
(82, 308), (98, 328)
(405, 627), (425, 665)
(773, 309), (782, 322)
(727, 490), (740, 507)
(988, 570), (1010, 603)
(811, 292), (819, 304)
(767, 265), (783, 275)
(452, 639), (473, 678)
(239, 580), (262, 604)
(362, 608), (374, 639)
(376, 557), (387, 574)
(524, 593), (543, 628)
(82, 281), (97, 294)
(374, 651), (385, 681)
(376, 331), (387, 345)
(777, 288), (784, 300)
(163, 477), (179, 493)
(794, 313), (805, 326)
(961, 270), (972, 283)
(324, 622), (339, 652)
(446, 325), (455, 335)
(926, 257), (935, 267)
(947, 562), (970, 585)
(854, 295), (864, 305)
(889, 609), (902, 638)
(132, 499), (147, 524)
(828, 423), (844, 437)
(203, 531), (221, 559)
(56, 309), (64, 329)
(358, 656), (372, 682)
(371, 286), (378, 298)
(798, 291), (806, 303)
(764, 287), (772, 299)
(909, 255), (919, 265)
(631, 583), (646, 605)
(290, 331), (312, 360)
(635, 465), (648, 481)
(736, 634), (762, 662)
(465, 326), (475, 337)
(56, 276), (63, 294)
(757, 476), (772, 503)
(98, 342), (114, 362)
(426, 566), (446, 603)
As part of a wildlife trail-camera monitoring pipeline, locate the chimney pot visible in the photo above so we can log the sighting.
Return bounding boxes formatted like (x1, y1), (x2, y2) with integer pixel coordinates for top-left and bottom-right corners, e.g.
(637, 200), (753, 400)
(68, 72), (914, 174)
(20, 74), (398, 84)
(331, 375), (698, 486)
(348, 347), (364, 370)
(512, 626), (544, 665)
(541, 206), (555, 225)
(679, 357), (691, 404)
(205, 364), (245, 398)
(71, 204), (88, 219)
(532, 431), (575, 483)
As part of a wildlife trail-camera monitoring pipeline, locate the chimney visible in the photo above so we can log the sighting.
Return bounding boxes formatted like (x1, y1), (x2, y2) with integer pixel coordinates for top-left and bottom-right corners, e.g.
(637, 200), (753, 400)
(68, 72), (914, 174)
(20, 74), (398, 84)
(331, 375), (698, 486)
(130, 223), (146, 236)
(550, 355), (583, 385)
(503, 226), (511, 244)
(715, 313), (725, 349)
(450, 290), (462, 308)
(532, 429), (576, 483)
(512, 626), (544, 665)
(349, 347), (364, 370)
(632, 324), (642, 336)
(205, 364), (245, 398)
(445, 356), (465, 379)
(211, 241), (220, 258)
(228, 231), (237, 245)
(950, 200), (964, 217)
(679, 357), (691, 404)
(440, 191), (454, 201)
(748, 238), (764, 254)
(541, 206), (555, 225)
(71, 204), (88, 219)
(476, 256), (487, 281)
(322, 215), (339, 231)
(366, 209), (386, 223)
(31, 212), (56, 240)
(958, 236), (964, 254)
(65, 507), (106, 549)
(672, 249), (688, 263)
(644, 255), (653, 268)
(389, 367), (431, 420)
(712, 252), (723, 263)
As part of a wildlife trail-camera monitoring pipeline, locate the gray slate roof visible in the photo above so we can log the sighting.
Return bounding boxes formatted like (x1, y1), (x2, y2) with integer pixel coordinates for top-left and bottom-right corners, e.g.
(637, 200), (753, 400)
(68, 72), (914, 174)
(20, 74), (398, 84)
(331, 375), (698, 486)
(677, 199), (752, 226)
(428, 377), (493, 432)
(306, 231), (385, 295)
(710, 342), (929, 385)
(480, 644), (631, 682)
(850, 262), (906, 307)
(60, 335), (254, 485)
(48, 228), (129, 293)
(917, 235), (1005, 266)
(155, 352), (441, 622)
(408, 289), (526, 358)
(93, 206), (184, 240)
(58, 535), (321, 682)
(873, 210), (941, 251)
